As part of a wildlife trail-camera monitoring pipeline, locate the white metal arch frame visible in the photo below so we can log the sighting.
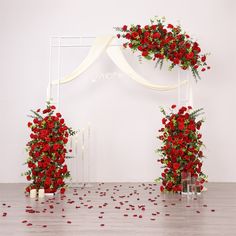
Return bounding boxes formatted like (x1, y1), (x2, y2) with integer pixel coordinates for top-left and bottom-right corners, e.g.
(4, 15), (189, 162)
(46, 35), (192, 110)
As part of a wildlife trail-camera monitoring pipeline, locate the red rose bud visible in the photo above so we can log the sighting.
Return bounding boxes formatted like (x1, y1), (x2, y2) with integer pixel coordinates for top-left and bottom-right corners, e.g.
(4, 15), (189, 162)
(171, 104), (176, 109)
(117, 34), (121, 38)
(56, 113), (62, 118)
(122, 25), (127, 31)
(201, 55), (206, 62)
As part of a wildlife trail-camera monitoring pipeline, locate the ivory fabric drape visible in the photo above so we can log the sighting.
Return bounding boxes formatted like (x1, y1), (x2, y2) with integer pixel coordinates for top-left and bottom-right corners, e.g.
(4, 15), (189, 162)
(51, 35), (187, 91)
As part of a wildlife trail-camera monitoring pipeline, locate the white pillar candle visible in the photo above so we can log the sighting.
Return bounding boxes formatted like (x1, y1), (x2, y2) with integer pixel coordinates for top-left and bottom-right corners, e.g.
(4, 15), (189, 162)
(30, 189), (37, 198)
(38, 189), (45, 198)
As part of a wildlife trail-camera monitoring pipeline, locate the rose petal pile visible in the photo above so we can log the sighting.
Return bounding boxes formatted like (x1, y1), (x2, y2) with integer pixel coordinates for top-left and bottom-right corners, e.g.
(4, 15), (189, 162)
(116, 17), (210, 79)
(156, 105), (206, 192)
(24, 104), (75, 194)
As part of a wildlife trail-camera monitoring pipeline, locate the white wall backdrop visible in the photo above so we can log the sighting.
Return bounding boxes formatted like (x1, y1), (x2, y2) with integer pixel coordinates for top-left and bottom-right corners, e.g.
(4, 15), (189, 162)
(0, 0), (235, 183)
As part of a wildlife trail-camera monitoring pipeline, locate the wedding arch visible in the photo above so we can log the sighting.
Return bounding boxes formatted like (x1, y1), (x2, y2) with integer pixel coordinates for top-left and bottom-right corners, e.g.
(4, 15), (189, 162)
(46, 35), (192, 109)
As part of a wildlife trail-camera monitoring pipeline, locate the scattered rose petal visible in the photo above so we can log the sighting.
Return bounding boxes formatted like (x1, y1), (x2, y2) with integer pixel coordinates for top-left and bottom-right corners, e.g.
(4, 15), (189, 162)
(67, 221), (72, 224)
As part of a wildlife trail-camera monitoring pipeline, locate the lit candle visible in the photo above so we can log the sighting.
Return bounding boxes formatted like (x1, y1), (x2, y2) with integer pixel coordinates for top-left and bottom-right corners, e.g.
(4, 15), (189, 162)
(38, 189), (45, 198)
(30, 189), (37, 198)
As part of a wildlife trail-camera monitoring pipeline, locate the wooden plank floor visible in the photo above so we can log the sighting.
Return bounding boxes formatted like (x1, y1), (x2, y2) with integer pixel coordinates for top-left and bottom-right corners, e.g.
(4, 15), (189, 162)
(0, 183), (236, 236)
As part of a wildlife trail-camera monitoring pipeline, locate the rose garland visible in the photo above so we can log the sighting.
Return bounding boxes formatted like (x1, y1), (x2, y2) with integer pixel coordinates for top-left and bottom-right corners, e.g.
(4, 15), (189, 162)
(115, 17), (210, 80)
(23, 103), (76, 194)
(156, 105), (207, 192)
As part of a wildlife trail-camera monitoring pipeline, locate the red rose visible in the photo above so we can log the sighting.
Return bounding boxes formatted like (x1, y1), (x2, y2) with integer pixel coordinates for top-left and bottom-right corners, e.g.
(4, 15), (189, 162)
(33, 118), (38, 124)
(178, 122), (185, 130)
(142, 51), (149, 57)
(160, 185), (164, 192)
(27, 122), (32, 127)
(151, 25), (157, 30)
(125, 33), (131, 39)
(201, 55), (206, 62)
(25, 186), (30, 193)
(122, 25), (128, 31)
(50, 105), (56, 110)
(26, 175), (31, 181)
(45, 177), (51, 186)
(173, 58), (179, 64)
(56, 113), (62, 118)
(171, 104), (176, 109)
(167, 24), (174, 29)
(60, 188), (65, 194)
(186, 52), (194, 60)
(162, 118), (167, 124)
(131, 32), (139, 38)
(117, 34), (120, 38)
(152, 32), (161, 39)
(57, 178), (63, 186)
(173, 163), (180, 170)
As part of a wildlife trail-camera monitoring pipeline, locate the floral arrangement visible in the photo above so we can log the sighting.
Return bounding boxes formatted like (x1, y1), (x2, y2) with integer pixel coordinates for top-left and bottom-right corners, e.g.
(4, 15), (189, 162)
(156, 105), (206, 192)
(115, 17), (210, 80)
(23, 103), (76, 194)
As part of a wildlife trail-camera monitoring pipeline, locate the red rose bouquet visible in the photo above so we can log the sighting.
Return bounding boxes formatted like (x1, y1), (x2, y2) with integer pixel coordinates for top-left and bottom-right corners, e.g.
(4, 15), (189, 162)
(156, 105), (207, 192)
(23, 103), (76, 194)
(115, 17), (210, 80)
